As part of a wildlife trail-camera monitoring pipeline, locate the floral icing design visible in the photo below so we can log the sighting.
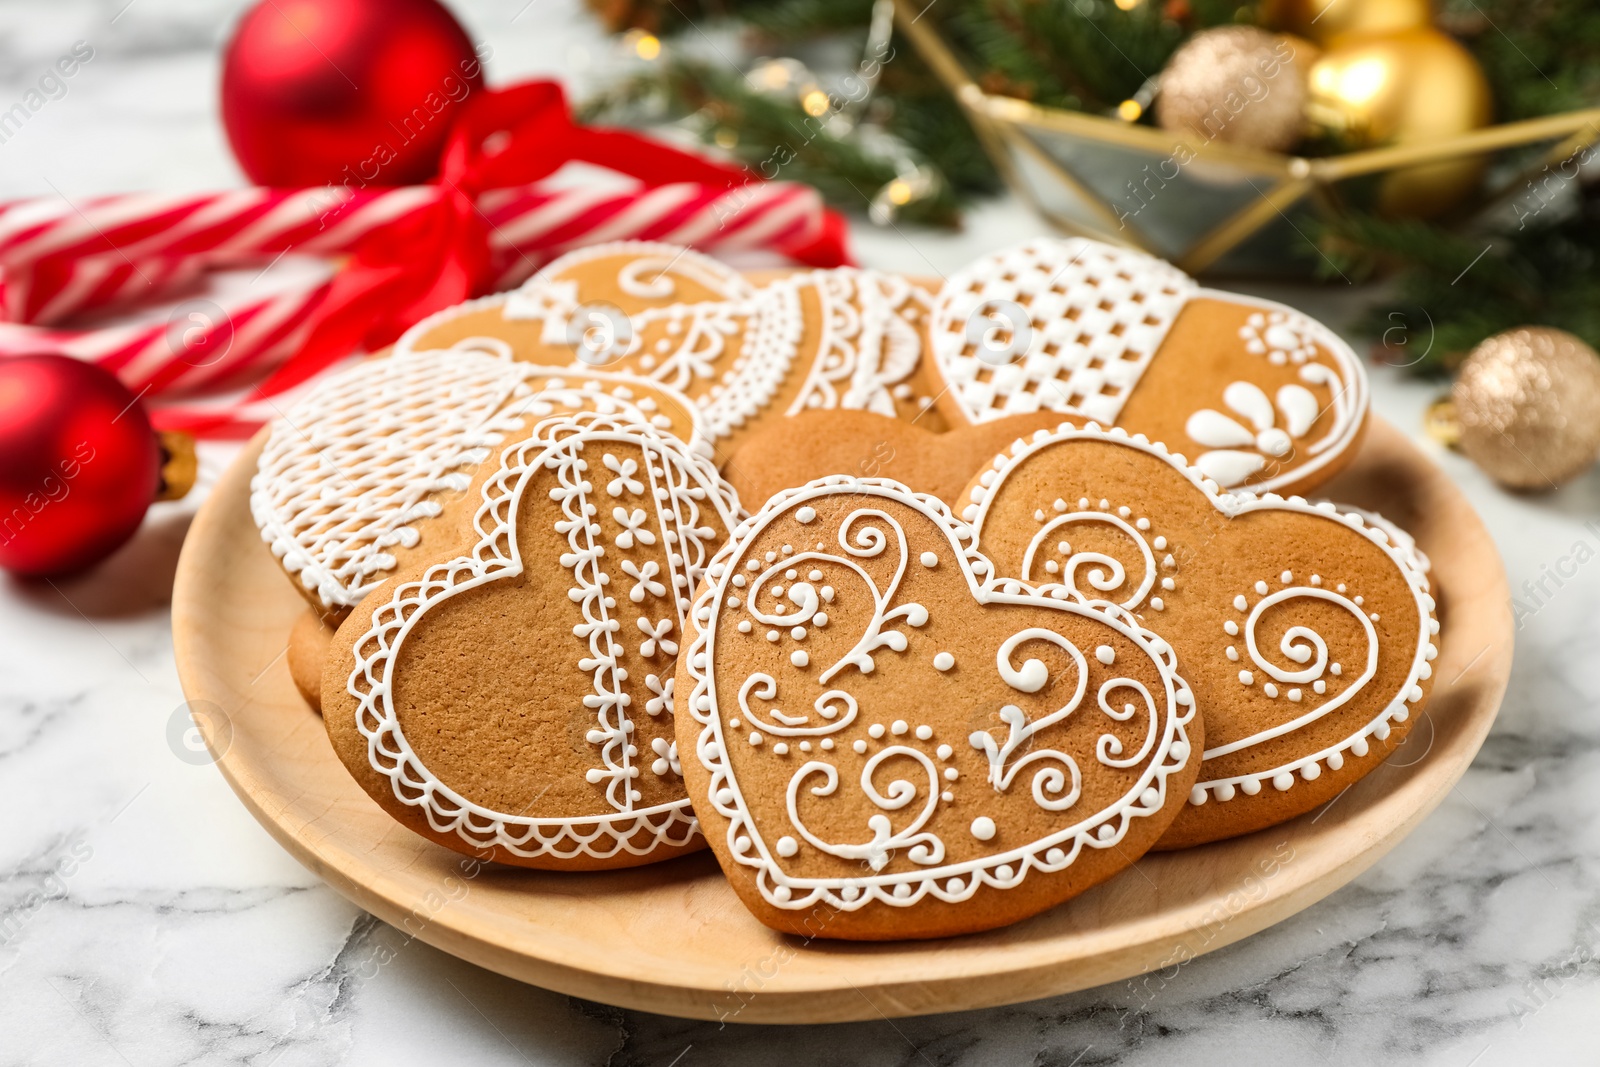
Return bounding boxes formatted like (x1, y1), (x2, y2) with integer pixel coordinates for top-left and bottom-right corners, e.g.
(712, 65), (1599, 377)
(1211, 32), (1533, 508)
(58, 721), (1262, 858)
(345, 409), (741, 862)
(927, 237), (1368, 495)
(682, 477), (1196, 913)
(1184, 380), (1321, 488)
(1182, 307), (1364, 489)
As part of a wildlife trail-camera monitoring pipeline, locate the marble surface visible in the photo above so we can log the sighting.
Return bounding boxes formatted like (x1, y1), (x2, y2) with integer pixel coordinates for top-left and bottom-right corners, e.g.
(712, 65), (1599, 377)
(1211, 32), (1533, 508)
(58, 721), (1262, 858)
(1, 1), (1596, 1064)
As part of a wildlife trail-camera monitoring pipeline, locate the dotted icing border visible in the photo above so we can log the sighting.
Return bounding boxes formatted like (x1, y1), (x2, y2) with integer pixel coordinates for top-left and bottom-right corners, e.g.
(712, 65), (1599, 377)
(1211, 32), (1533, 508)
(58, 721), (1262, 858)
(961, 420), (1438, 805)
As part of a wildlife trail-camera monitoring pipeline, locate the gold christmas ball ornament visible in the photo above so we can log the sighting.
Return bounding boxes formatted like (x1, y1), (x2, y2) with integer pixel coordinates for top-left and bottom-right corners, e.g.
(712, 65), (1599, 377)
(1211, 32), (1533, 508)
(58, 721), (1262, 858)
(1306, 28), (1492, 218)
(1155, 26), (1316, 153)
(1452, 328), (1600, 490)
(1263, 0), (1433, 46)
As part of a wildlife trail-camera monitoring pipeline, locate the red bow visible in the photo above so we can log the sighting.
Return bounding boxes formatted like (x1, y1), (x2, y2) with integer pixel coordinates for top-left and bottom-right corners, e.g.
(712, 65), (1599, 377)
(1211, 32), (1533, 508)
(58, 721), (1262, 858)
(0, 80), (853, 434)
(254, 80), (853, 398)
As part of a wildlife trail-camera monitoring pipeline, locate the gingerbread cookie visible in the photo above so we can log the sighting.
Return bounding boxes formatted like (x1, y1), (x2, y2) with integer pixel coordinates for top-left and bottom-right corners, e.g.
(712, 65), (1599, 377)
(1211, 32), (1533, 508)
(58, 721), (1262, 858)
(723, 409), (1078, 512)
(960, 423), (1437, 847)
(394, 241), (949, 454)
(323, 409), (742, 869)
(251, 347), (705, 617)
(926, 238), (1368, 496)
(287, 608), (335, 713)
(676, 477), (1199, 939)
(393, 241), (760, 366)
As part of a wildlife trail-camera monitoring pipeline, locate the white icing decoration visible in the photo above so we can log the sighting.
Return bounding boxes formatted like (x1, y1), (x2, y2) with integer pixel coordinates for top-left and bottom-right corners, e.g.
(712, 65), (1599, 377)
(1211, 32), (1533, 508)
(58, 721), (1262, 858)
(1019, 508), (1158, 610)
(929, 239), (1369, 493)
(933, 652), (955, 672)
(962, 421), (1437, 807)
(682, 477), (1194, 913)
(250, 350), (711, 610)
(344, 410), (740, 861)
(929, 238), (1194, 425)
(1201, 580), (1380, 759)
(741, 509), (929, 684)
(1193, 448), (1266, 487)
(1185, 334), (1361, 487)
(784, 269), (933, 418)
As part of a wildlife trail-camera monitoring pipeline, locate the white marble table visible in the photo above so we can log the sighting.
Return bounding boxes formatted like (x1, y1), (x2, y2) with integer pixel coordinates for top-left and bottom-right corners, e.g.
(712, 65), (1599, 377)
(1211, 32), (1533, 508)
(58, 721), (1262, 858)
(2, 1), (1595, 1063)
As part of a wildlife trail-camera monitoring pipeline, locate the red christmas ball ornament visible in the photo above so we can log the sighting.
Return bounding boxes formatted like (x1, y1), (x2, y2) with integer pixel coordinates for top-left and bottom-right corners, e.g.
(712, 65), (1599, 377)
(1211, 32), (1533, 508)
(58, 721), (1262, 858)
(221, 0), (485, 188)
(0, 356), (168, 577)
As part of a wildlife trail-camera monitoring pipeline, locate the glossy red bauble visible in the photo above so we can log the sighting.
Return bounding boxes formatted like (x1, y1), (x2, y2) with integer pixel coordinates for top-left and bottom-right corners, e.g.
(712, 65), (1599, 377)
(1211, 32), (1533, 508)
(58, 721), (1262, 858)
(221, 0), (485, 187)
(0, 356), (163, 577)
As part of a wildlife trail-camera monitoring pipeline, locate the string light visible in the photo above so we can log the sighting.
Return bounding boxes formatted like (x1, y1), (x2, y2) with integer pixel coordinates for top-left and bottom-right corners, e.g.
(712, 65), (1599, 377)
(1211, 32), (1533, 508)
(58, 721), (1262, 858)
(625, 31), (661, 61)
(1117, 99), (1143, 121)
(802, 89), (831, 117)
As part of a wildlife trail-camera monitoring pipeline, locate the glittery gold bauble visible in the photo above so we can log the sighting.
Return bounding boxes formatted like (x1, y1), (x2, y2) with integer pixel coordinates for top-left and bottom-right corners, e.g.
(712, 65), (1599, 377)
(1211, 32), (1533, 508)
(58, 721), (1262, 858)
(1306, 28), (1492, 218)
(1262, 0), (1433, 46)
(1155, 27), (1315, 153)
(1452, 328), (1600, 490)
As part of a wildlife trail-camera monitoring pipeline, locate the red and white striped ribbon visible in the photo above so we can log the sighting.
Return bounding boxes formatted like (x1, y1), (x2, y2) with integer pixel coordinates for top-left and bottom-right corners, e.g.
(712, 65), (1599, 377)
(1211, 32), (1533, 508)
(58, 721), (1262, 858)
(0, 177), (838, 436)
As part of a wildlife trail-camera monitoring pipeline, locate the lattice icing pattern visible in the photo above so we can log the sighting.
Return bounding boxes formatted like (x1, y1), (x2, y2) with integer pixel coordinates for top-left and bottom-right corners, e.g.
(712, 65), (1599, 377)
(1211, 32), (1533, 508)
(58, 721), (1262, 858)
(250, 348), (706, 610)
(930, 238), (1196, 424)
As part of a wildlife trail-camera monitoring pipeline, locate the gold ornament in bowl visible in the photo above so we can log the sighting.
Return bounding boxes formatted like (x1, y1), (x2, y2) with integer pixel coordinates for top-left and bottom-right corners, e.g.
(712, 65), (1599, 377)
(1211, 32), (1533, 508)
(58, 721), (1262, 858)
(1452, 328), (1600, 490)
(1263, 0), (1434, 46)
(1306, 27), (1492, 218)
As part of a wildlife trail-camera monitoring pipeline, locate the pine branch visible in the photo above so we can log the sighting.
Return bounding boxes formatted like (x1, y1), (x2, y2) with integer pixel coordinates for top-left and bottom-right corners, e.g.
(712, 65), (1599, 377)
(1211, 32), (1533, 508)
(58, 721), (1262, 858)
(583, 58), (965, 226)
(1317, 189), (1600, 372)
(1445, 0), (1600, 120)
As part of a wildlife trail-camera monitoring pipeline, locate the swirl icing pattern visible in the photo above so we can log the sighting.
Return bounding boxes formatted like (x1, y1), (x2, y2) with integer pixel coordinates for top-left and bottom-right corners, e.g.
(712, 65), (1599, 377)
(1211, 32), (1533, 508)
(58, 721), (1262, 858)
(677, 477), (1199, 940)
(962, 421), (1437, 848)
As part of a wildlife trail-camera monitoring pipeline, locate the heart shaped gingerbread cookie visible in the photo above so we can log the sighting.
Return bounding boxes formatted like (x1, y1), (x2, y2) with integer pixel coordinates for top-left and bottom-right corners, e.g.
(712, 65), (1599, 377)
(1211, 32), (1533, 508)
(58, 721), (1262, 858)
(394, 241), (950, 455)
(251, 348), (705, 617)
(926, 238), (1368, 496)
(676, 477), (1199, 939)
(323, 408), (742, 869)
(960, 423), (1437, 847)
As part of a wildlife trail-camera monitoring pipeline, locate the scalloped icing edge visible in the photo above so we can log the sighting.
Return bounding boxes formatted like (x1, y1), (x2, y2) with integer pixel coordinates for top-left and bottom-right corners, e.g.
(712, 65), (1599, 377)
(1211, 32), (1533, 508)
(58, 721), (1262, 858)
(249, 351), (715, 611)
(344, 409), (744, 861)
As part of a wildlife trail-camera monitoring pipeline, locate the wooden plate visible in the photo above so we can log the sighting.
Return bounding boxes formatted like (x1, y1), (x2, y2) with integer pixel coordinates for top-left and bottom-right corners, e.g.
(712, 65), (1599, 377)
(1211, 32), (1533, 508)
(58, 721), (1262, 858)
(173, 416), (1510, 1023)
